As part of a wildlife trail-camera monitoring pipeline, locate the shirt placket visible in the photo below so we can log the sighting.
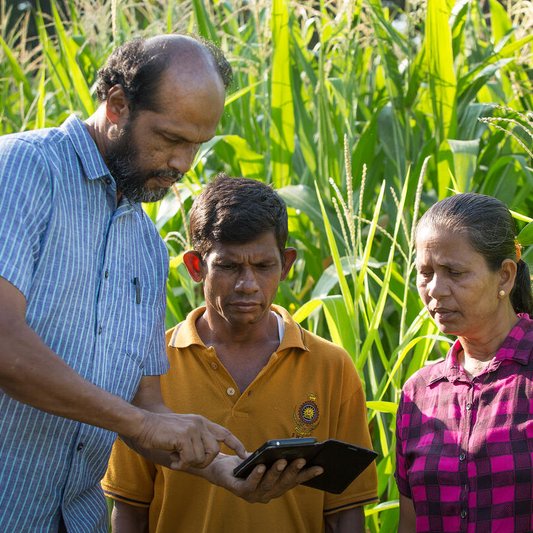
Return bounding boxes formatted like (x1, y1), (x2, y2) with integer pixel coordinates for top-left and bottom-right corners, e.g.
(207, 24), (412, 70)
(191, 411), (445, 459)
(458, 378), (475, 531)
(204, 347), (241, 405)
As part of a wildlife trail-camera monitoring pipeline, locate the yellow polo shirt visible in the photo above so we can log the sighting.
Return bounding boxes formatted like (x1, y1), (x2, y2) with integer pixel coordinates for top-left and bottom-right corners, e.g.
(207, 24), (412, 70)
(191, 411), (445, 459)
(102, 305), (378, 533)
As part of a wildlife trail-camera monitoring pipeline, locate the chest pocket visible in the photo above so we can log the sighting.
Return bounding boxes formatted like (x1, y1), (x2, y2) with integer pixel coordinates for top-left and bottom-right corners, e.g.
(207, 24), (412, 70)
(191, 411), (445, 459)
(96, 263), (165, 400)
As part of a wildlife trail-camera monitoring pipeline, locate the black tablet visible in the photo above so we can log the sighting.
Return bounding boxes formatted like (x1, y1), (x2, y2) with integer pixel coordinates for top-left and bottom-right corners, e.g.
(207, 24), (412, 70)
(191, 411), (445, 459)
(233, 438), (377, 494)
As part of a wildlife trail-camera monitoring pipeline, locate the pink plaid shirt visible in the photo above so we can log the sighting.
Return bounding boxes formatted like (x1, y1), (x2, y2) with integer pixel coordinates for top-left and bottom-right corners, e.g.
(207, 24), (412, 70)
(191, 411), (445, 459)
(396, 314), (533, 532)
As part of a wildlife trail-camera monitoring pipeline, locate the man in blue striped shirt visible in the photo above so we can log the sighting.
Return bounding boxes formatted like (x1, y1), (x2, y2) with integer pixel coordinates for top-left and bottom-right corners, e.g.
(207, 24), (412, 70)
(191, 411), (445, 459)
(0, 35), (314, 532)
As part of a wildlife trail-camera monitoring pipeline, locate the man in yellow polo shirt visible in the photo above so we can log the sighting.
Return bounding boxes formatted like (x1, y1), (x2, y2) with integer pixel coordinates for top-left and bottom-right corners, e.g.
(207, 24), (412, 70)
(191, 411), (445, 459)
(102, 174), (378, 533)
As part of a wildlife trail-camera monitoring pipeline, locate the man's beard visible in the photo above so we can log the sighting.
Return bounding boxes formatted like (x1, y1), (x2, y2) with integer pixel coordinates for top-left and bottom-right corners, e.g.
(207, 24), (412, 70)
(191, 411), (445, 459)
(105, 123), (183, 203)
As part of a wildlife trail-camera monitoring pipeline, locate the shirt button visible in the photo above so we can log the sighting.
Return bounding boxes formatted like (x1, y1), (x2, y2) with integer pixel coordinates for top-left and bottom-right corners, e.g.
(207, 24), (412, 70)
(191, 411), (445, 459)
(76, 443), (84, 451)
(459, 452), (466, 461)
(227, 387), (236, 396)
(104, 270), (109, 279)
(466, 403), (472, 410)
(105, 177), (112, 185)
(98, 326), (102, 335)
(210, 362), (218, 370)
(460, 510), (467, 519)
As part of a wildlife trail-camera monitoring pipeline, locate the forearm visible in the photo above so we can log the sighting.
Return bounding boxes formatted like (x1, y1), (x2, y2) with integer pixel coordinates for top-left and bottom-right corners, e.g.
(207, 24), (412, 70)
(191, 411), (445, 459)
(0, 320), (144, 439)
(111, 501), (149, 533)
(324, 507), (365, 533)
(398, 494), (416, 533)
(0, 279), (246, 465)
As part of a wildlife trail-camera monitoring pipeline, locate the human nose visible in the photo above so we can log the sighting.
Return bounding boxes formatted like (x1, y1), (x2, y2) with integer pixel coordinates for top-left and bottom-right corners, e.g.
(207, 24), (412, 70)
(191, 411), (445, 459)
(168, 143), (200, 174)
(235, 267), (259, 293)
(426, 273), (447, 299)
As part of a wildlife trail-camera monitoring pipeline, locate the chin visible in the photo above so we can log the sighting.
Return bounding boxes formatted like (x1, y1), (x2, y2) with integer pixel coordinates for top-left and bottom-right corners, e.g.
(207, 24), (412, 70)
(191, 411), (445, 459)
(228, 312), (262, 326)
(437, 323), (462, 337)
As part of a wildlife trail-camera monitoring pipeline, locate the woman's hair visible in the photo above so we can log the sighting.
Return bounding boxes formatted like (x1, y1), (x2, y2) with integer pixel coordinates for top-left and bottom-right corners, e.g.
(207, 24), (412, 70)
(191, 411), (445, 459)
(188, 173), (288, 259)
(416, 192), (532, 314)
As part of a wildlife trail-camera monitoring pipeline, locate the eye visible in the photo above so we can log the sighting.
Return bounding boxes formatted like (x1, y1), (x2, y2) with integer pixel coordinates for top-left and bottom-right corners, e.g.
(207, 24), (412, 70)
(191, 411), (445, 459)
(217, 263), (236, 270)
(160, 132), (184, 144)
(257, 263), (275, 270)
(417, 270), (433, 281)
(448, 269), (462, 277)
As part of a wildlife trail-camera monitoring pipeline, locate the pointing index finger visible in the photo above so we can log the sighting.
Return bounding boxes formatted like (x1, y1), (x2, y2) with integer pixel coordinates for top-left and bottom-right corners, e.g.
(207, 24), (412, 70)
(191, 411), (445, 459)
(208, 421), (247, 459)
(221, 432), (247, 459)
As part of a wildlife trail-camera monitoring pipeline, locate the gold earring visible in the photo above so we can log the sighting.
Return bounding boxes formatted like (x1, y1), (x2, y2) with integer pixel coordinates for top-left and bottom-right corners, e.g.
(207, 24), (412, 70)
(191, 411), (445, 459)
(499, 290), (505, 298)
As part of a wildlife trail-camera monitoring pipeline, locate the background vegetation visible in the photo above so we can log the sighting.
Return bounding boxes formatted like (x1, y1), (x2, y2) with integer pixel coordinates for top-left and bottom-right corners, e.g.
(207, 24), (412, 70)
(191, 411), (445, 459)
(1, 0), (532, 529)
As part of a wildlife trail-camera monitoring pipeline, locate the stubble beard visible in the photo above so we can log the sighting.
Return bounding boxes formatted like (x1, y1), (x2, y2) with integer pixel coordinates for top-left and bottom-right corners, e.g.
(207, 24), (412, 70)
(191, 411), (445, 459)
(105, 122), (183, 203)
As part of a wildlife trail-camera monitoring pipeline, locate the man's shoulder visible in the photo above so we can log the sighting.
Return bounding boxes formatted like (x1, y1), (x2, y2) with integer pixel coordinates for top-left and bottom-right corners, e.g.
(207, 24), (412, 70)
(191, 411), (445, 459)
(277, 306), (354, 365)
(0, 124), (67, 152)
(301, 327), (352, 358)
(0, 124), (71, 179)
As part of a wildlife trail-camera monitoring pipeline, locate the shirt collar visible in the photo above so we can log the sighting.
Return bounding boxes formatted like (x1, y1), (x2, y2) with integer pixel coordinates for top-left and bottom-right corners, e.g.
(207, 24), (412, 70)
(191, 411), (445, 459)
(168, 304), (309, 353)
(427, 313), (533, 385)
(60, 115), (143, 216)
(60, 115), (110, 181)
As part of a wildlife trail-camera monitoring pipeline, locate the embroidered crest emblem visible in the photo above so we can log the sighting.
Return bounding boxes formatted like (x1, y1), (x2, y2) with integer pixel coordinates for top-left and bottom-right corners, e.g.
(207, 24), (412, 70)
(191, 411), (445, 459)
(293, 393), (320, 437)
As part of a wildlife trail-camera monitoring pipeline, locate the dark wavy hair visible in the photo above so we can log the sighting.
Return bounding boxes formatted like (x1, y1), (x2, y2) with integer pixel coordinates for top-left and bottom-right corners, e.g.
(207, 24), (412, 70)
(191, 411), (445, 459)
(189, 174), (289, 259)
(416, 192), (532, 315)
(95, 34), (232, 114)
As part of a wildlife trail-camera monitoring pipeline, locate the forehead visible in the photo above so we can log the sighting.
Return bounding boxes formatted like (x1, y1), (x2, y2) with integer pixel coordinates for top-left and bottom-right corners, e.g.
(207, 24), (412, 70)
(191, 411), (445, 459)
(144, 62), (225, 141)
(415, 225), (479, 263)
(206, 232), (281, 260)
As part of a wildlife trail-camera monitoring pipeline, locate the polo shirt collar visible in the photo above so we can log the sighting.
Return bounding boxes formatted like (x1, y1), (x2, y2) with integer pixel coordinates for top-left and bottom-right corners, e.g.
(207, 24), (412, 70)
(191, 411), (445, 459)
(427, 313), (533, 385)
(168, 304), (309, 353)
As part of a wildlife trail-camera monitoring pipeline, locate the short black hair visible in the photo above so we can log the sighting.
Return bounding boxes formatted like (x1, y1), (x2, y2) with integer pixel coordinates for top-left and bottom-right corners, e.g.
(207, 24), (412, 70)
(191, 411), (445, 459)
(417, 192), (532, 314)
(95, 34), (232, 114)
(189, 174), (289, 259)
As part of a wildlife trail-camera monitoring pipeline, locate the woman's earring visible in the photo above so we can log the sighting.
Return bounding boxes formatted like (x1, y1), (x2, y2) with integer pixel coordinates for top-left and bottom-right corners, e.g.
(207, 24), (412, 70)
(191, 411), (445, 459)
(499, 290), (505, 298)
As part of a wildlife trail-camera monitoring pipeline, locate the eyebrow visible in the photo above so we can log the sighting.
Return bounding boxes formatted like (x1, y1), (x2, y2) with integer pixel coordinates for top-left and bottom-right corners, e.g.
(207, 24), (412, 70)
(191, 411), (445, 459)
(156, 126), (212, 145)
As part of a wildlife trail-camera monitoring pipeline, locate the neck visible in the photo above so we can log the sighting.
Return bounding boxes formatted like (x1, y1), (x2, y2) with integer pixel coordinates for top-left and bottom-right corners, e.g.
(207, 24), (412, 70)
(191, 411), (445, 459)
(84, 107), (111, 157)
(197, 308), (278, 352)
(84, 108), (122, 203)
(196, 308), (280, 392)
(458, 308), (519, 362)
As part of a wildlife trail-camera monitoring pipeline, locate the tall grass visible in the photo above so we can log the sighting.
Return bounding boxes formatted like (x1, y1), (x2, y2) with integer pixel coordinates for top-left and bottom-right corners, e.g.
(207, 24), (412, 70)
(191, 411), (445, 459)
(1, 0), (531, 529)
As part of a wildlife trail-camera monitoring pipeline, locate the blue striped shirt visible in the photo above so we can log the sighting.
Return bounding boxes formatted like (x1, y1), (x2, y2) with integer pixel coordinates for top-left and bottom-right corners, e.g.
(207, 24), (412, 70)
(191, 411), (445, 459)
(0, 115), (170, 532)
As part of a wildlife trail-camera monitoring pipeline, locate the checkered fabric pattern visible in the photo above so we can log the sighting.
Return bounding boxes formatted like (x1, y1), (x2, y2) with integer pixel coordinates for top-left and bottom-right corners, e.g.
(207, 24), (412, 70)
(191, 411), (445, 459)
(396, 314), (533, 532)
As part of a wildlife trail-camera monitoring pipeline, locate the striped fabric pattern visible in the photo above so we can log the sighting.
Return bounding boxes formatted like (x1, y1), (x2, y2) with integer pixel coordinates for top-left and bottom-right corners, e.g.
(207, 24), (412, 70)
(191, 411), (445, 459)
(0, 115), (170, 532)
(396, 314), (533, 533)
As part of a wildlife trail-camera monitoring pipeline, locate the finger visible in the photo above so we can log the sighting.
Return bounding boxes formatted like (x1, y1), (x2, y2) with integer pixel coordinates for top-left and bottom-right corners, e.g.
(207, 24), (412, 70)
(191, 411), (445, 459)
(176, 436), (206, 469)
(198, 432), (221, 468)
(255, 459), (287, 492)
(293, 465), (323, 484)
(169, 451), (181, 470)
(280, 459), (323, 486)
(207, 421), (247, 459)
(246, 463), (267, 486)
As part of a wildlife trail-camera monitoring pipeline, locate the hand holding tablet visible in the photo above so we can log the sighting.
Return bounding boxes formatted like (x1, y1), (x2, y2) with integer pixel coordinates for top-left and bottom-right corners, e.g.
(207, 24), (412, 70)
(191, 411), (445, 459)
(233, 438), (377, 494)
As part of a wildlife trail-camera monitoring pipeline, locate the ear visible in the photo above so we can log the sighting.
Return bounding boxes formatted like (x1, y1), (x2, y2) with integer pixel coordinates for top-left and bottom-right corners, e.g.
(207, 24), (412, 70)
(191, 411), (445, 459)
(280, 248), (297, 280)
(183, 251), (204, 283)
(499, 258), (517, 296)
(105, 84), (131, 127)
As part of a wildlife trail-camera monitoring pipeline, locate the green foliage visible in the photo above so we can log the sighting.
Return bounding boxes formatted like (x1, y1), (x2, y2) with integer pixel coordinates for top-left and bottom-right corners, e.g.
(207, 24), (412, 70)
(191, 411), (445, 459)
(1, 0), (531, 529)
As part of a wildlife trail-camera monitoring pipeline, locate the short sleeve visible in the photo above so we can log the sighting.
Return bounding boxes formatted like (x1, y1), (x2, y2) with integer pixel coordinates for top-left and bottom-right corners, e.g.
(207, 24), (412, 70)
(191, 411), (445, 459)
(0, 138), (52, 298)
(395, 390), (412, 497)
(324, 360), (378, 513)
(101, 437), (157, 507)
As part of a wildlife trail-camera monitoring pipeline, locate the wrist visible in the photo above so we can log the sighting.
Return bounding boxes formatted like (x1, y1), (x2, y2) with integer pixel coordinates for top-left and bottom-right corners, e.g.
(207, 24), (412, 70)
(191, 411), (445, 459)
(113, 403), (147, 440)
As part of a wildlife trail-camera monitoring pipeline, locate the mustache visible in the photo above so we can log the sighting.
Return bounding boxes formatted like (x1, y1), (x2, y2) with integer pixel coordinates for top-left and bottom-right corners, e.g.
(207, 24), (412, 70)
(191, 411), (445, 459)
(151, 169), (184, 183)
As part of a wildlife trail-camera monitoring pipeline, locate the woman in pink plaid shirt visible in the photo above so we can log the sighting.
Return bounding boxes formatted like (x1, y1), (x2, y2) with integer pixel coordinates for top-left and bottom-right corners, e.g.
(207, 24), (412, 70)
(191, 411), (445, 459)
(396, 193), (533, 533)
